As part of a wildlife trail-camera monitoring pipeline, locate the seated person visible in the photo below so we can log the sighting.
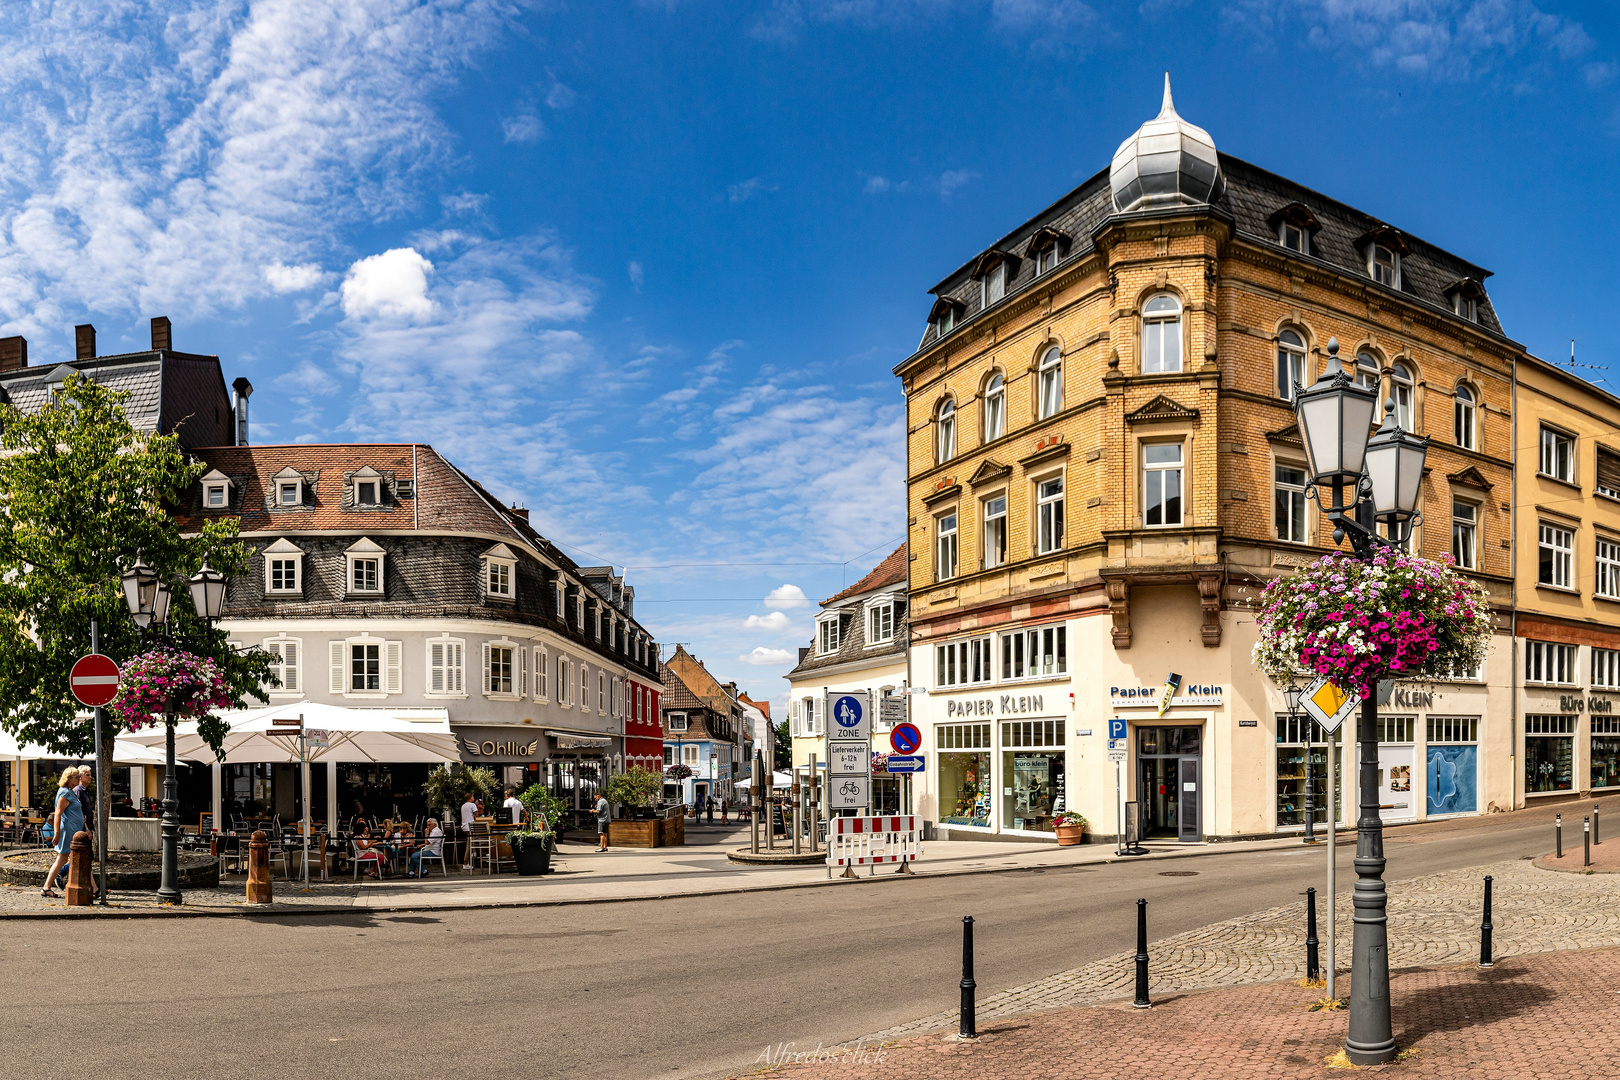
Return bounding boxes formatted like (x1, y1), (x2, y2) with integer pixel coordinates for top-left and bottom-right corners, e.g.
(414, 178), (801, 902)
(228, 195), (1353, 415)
(408, 820), (444, 877)
(353, 824), (388, 879)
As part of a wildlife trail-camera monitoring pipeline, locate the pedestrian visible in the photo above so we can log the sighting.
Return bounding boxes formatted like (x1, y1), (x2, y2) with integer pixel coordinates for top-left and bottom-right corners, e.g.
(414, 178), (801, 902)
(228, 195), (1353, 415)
(706, 796), (714, 826)
(40, 767), (83, 899)
(595, 791), (610, 852)
(55, 766), (98, 897)
(459, 791), (478, 870)
(502, 786), (524, 826)
(408, 819), (443, 877)
(720, 800), (729, 825)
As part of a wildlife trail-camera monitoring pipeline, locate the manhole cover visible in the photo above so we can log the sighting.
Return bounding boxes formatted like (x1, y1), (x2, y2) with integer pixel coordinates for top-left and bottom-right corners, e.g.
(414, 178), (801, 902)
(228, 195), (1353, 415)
(1158, 871), (1199, 877)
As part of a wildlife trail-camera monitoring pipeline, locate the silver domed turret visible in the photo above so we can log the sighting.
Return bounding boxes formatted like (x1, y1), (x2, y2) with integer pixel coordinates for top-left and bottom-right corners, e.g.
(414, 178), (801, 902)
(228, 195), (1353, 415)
(1109, 74), (1224, 215)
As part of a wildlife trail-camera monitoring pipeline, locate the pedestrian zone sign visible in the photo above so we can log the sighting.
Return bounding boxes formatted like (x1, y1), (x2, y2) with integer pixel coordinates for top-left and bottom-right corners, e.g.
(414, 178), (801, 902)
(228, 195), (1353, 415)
(1301, 676), (1358, 734)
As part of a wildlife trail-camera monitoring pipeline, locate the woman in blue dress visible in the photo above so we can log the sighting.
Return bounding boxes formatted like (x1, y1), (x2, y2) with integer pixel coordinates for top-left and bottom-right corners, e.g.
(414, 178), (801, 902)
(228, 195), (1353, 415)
(41, 767), (84, 898)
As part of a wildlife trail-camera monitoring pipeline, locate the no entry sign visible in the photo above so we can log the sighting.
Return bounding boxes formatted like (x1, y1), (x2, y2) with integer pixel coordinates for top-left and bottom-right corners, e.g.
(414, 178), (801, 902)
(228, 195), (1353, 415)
(70, 653), (121, 708)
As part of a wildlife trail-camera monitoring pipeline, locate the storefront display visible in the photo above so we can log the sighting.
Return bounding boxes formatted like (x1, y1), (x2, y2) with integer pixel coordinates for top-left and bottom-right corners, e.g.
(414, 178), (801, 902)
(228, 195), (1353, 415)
(1592, 718), (1620, 789)
(1001, 719), (1065, 833)
(1275, 714), (1338, 828)
(1425, 716), (1479, 816)
(1525, 714), (1575, 794)
(939, 721), (992, 828)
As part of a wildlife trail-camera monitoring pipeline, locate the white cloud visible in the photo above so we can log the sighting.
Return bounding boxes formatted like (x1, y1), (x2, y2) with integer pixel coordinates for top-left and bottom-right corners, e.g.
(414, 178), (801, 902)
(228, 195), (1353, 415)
(738, 646), (794, 666)
(939, 169), (978, 201)
(727, 177), (777, 204)
(502, 111), (546, 143)
(992, 0), (1099, 42)
(764, 584), (811, 609)
(341, 248), (435, 321)
(264, 261), (328, 294)
(628, 260), (644, 289)
(745, 611), (792, 630)
(546, 81), (578, 110)
(861, 175), (911, 194)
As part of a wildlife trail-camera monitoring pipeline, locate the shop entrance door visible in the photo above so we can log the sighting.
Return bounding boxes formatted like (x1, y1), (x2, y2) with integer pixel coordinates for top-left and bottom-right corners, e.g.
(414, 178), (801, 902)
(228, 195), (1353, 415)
(1136, 725), (1203, 842)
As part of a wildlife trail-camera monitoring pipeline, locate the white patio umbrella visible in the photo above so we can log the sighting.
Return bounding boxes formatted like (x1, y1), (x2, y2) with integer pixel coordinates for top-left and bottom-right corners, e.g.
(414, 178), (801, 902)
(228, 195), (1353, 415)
(0, 731), (179, 807)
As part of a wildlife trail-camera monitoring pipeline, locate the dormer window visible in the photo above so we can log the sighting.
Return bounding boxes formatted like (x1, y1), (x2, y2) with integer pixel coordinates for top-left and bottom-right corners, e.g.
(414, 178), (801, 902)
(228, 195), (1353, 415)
(481, 544), (517, 600)
(1026, 226), (1070, 277)
(983, 263), (1005, 307)
(1370, 244), (1398, 287)
(270, 466), (305, 508)
(972, 251), (1016, 311)
(818, 614), (845, 654)
(262, 538), (305, 596)
(345, 537), (386, 596)
(1446, 278), (1487, 323)
(348, 466), (385, 508)
(1267, 203), (1319, 257)
(1280, 222), (1306, 253)
(200, 469), (232, 510)
(938, 307), (954, 335)
(867, 600), (896, 645)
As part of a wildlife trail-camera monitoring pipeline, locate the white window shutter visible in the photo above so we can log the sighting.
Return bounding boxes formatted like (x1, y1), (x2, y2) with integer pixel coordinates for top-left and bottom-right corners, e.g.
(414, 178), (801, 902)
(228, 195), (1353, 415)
(284, 642), (299, 693)
(429, 642), (444, 694)
(455, 643), (465, 693)
(482, 642), (492, 695)
(385, 641), (402, 695)
(518, 646), (527, 697)
(330, 641), (346, 695)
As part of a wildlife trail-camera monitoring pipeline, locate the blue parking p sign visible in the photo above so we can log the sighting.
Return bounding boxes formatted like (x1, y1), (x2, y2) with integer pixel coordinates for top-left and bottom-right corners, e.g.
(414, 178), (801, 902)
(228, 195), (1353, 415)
(1109, 718), (1126, 740)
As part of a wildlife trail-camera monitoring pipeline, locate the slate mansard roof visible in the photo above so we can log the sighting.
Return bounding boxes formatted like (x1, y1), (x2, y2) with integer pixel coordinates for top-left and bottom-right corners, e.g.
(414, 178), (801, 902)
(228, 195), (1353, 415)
(906, 151), (1510, 366)
(0, 348), (233, 448)
(787, 546), (909, 680)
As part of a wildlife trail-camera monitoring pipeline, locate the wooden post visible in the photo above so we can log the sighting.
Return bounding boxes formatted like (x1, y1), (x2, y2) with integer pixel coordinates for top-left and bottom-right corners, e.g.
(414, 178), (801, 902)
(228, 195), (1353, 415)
(66, 830), (93, 906)
(246, 829), (272, 904)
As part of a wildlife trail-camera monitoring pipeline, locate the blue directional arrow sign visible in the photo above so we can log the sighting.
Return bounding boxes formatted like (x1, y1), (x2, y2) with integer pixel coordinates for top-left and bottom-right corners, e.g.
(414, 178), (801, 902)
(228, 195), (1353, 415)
(885, 755), (925, 773)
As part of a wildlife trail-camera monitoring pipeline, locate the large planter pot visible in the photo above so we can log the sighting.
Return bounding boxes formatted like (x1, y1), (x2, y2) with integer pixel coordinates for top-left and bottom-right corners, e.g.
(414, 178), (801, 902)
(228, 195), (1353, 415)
(609, 819), (661, 848)
(513, 837), (552, 876)
(1054, 823), (1087, 847)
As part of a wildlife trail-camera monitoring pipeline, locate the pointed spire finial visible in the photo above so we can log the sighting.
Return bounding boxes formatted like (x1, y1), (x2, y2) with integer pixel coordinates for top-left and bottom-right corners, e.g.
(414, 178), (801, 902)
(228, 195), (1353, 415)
(1159, 72), (1176, 118)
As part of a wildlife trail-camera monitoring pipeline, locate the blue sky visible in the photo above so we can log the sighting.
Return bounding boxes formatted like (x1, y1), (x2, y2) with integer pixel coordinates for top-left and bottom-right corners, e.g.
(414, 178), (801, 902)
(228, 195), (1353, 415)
(0, 0), (1616, 709)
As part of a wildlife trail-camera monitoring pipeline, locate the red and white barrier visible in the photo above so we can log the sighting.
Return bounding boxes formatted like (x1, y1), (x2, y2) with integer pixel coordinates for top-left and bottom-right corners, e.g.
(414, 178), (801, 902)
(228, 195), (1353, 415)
(826, 815), (923, 868)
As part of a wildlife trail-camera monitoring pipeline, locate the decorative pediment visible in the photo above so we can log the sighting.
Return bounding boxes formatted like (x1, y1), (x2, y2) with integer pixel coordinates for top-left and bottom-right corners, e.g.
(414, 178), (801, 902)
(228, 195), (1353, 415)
(271, 466), (305, 481)
(1020, 438), (1071, 470)
(1354, 224), (1410, 256)
(263, 537), (304, 555)
(1025, 226), (1071, 257)
(345, 536), (386, 555)
(1443, 277), (1488, 302)
(482, 542), (518, 561)
(971, 249), (1019, 279)
(200, 468), (230, 484)
(1448, 466), (1492, 491)
(928, 296), (966, 322)
(1125, 395), (1200, 425)
(1266, 424), (1302, 446)
(922, 480), (961, 506)
(1266, 202), (1321, 233)
(349, 465), (383, 480)
(968, 459), (1011, 486)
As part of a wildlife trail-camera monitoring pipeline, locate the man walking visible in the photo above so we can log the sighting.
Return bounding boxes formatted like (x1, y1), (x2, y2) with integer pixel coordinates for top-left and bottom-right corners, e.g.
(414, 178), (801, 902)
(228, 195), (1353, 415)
(55, 766), (97, 897)
(595, 791), (610, 852)
(459, 791), (478, 870)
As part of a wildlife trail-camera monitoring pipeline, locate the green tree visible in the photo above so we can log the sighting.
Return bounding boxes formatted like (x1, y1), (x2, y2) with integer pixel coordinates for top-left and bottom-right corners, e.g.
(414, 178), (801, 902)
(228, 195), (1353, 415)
(0, 374), (275, 829)
(773, 719), (791, 770)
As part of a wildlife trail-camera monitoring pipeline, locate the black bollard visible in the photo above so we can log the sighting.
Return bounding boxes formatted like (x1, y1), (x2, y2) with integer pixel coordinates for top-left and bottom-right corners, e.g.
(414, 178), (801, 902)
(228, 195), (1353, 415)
(1134, 898), (1151, 1009)
(1556, 813), (1562, 859)
(1479, 875), (1493, 969)
(1586, 816), (1591, 868)
(1596, 806), (1602, 846)
(1305, 886), (1320, 981)
(959, 916), (977, 1039)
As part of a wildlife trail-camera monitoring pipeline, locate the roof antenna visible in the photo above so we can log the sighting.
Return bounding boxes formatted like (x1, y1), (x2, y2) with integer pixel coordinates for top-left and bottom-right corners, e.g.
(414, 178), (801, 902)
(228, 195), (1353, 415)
(1567, 337), (1606, 384)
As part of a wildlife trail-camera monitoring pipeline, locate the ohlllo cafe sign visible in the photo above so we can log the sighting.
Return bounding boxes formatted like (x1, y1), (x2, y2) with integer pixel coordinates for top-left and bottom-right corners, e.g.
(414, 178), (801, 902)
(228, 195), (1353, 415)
(1109, 672), (1224, 713)
(456, 725), (544, 763)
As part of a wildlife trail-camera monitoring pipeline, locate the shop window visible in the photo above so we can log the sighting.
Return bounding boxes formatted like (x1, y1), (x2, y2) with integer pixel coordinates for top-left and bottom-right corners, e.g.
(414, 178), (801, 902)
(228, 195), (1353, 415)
(1276, 713), (1339, 829)
(935, 636), (993, 688)
(1425, 715), (1480, 816)
(1524, 639), (1576, 685)
(1525, 713), (1576, 794)
(1002, 720), (1065, 834)
(1593, 717), (1620, 789)
(938, 722), (991, 828)
(1000, 624), (1066, 680)
(1539, 523), (1574, 589)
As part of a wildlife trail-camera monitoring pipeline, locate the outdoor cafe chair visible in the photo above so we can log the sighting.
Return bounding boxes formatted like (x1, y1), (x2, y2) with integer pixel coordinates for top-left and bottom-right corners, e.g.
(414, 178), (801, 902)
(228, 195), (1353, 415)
(467, 822), (494, 874)
(414, 837), (446, 877)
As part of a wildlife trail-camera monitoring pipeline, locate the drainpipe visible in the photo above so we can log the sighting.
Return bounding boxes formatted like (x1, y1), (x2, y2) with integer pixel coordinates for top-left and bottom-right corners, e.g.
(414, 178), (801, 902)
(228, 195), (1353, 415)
(1510, 360), (1519, 809)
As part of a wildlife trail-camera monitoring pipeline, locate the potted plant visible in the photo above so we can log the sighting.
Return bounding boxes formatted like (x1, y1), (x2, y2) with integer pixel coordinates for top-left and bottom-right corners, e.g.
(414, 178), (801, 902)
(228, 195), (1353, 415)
(508, 829), (552, 876)
(519, 784), (568, 849)
(1053, 811), (1088, 846)
(606, 767), (663, 820)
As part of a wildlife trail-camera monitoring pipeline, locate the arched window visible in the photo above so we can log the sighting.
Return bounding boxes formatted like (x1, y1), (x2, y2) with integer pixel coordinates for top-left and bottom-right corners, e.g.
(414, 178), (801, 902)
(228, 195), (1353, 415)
(1391, 363), (1415, 430)
(1354, 350), (1381, 393)
(983, 373), (1006, 443)
(1038, 347), (1063, 419)
(1455, 384), (1477, 450)
(1141, 294), (1182, 373)
(1276, 329), (1306, 401)
(935, 399), (956, 464)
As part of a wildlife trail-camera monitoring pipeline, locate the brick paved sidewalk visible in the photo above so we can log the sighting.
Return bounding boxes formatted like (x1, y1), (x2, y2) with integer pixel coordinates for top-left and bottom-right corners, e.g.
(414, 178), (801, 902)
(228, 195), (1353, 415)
(743, 947), (1620, 1078)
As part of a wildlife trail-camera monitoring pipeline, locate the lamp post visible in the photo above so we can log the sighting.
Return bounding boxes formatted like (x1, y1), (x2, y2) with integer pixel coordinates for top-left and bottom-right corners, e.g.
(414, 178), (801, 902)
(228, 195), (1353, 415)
(120, 557), (227, 905)
(1293, 339), (1429, 1066)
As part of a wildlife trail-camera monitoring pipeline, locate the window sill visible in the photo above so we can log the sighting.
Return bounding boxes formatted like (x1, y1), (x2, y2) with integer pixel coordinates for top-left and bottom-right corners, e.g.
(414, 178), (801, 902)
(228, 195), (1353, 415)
(1523, 682), (1580, 689)
(424, 692), (469, 700)
(265, 591), (303, 599)
(1536, 472), (1582, 493)
(343, 692), (389, 700)
(1596, 594), (1620, 605)
(1535, 583), (1581, 596)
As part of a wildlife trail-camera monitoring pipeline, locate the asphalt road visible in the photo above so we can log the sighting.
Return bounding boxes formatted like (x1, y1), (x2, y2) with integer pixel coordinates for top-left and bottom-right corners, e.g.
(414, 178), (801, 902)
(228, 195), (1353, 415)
(0, 797), (1597, 1080)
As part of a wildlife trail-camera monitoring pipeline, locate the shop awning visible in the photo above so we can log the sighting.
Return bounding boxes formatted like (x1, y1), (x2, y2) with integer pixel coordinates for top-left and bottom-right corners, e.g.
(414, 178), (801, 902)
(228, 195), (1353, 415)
(122, 701), (457, 765)
(0, 730), (184, 766)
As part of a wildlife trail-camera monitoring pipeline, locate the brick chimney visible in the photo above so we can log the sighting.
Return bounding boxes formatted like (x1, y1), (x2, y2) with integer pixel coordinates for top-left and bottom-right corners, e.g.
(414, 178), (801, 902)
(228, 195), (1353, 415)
(510, 505), (530, 521)
(150, 316), (172, 352)
(74, 324), (95, 360)
(0, 336), (26, 371)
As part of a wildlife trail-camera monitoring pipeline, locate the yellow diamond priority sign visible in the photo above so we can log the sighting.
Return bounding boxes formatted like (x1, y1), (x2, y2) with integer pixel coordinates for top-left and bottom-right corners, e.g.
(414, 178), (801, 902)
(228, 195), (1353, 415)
(1301, 675), (1359, 734)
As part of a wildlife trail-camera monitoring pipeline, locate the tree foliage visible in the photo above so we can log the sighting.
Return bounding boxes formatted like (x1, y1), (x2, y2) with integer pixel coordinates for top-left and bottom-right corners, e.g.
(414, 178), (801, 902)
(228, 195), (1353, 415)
(605, 766), (663, 808)
(0, 374), (275, 757)
(773, 719), (791, 770)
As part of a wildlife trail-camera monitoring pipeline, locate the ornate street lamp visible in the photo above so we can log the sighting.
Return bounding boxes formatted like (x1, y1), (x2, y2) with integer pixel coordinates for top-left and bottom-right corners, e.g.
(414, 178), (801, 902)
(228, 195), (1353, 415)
(122, 558), (233, 905)
(1292, 338), (1430, 1066)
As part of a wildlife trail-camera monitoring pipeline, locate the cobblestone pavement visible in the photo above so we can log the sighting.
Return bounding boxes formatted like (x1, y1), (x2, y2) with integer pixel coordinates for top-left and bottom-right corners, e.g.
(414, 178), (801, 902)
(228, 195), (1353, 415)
(870, 858), (1620, 1040)
(0, 874), (359, 913)
(745, 947), (1620, 1079)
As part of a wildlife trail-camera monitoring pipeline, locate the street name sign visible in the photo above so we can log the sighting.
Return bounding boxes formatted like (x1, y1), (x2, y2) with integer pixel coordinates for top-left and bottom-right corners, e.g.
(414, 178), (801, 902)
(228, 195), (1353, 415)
(885, 755), (925, 773)
(1301, 676), (1359, 734)
(69, 653), (120, 708)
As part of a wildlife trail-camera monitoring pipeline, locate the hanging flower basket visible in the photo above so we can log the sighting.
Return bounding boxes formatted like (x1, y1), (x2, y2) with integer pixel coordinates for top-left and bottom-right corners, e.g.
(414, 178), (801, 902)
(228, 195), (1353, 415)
(664, 763), (693, 781)
(109, 647), (234, 732)
(1252, 551), (1493, 699)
